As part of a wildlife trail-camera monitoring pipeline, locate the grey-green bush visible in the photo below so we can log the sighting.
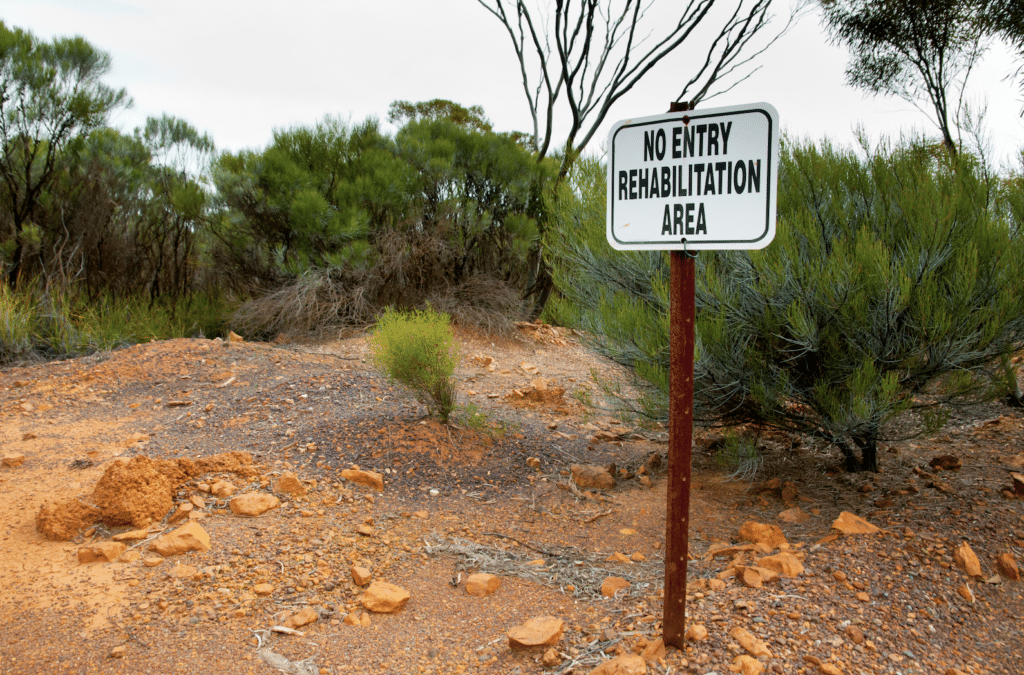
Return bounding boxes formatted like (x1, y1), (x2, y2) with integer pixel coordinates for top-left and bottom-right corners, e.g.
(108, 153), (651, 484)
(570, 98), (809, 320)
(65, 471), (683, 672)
(549, 139), (1024, 471)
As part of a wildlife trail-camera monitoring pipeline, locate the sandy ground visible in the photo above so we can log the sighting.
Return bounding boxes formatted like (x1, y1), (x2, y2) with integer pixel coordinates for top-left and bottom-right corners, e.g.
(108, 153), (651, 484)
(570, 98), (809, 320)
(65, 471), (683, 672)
(1, 325), (1022, 675)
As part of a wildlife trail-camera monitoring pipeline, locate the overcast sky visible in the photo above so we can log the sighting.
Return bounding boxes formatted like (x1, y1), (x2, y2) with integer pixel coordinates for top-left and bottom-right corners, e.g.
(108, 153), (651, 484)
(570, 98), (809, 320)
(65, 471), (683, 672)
(6, 0), (1024, 167)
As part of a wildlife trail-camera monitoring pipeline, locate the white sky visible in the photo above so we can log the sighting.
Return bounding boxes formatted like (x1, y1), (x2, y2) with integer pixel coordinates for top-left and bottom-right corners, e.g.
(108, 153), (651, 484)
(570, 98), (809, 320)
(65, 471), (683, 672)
(6, 0), (1024, 168)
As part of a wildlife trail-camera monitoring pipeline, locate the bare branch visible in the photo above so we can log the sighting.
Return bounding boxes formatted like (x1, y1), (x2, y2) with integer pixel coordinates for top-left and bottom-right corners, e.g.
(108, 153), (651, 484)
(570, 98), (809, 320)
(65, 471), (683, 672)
(479, 0), (793, 167)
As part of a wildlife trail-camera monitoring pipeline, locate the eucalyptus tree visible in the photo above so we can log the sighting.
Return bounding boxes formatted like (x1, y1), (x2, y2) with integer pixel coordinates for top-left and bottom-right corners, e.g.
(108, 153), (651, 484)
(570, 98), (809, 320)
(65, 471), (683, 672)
(214, 105), (552, 333)
(0, 21), (129, 287)
(819, 0), (990, 155)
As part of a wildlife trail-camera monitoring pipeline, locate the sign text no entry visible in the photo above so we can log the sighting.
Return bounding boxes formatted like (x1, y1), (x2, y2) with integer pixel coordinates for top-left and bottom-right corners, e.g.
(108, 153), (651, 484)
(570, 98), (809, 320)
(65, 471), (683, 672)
(607, 102), (779, 251)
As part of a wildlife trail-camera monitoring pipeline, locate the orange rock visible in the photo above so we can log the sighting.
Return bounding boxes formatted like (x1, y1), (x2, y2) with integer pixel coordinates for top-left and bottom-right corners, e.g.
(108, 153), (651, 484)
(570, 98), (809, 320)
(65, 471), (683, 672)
(167, 564), (198, 579)
(36, 499), (101, 541)
(112, 528), (151, 542)
(210, 480), (237, 497)
(738, 521), (787, 549)
(740, 567), (763, 588)
(685, 624), (708, 641)
(729, 655), (764, 675)
(508, 616), (565, 648)
(253, 583), (274, 596)
(571, 464), (616, 490)
(542, 647), (561, 667)
(819, 665), (845, 675)
(77, 541), (127, 563)
(830, 511), (880, 535)
(148, 521), (211, 557)
(229, 492), (280, 516)
(92, 456), (175, 528)
(168, 502), (193, 524)
(274, 471), (307, 496)
(285, 607), (318, 628)
(756, 552), (805, 578)
(465, 573), (501, 597)
(361, 581), (410, 613)
(340, 469), (384, 491)
(707, 543), (756, 558)
(2, 453), (25, 467)
(601, 576), (631, 597)
(777, 507), (811, 523)
(350, 566), (372, 586)
(641, 637), (665, 663)
(996, 552), (1020, 581)
(953, 542), (983, 578)
(588, 653), (647, 674)
(729, 627), (772, 658)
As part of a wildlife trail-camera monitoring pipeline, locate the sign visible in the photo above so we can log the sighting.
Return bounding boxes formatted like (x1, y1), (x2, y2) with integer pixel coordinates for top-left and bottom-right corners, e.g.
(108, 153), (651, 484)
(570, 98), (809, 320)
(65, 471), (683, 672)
(607, 102), (779, 251)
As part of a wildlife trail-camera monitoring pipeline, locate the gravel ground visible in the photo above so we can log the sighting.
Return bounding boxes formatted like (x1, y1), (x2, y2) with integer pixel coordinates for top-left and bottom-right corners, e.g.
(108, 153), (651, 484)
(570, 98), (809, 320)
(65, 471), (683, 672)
(0, 328), (1022, 675)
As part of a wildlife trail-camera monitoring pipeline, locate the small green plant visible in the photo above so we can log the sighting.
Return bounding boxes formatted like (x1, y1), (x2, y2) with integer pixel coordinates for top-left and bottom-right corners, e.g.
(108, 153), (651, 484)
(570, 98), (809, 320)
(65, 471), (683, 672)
(453, 402), (513, 439)
(457, 402), (490, 432)
(0, 284), (34, 362)
(713, 432), (763, 481)
(368, 306), (460, 423)
(571, 385), (597, 422)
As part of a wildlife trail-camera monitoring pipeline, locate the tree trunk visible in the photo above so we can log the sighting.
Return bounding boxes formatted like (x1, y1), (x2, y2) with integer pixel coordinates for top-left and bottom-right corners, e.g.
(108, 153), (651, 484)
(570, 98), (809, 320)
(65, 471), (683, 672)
(852, 434), (879, 473)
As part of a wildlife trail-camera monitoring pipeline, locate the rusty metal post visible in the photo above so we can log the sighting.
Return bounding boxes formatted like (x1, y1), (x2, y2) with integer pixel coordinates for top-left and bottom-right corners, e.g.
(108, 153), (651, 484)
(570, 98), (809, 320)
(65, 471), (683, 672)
(663, 99), (695, 650)
(663, 249), (696, 648)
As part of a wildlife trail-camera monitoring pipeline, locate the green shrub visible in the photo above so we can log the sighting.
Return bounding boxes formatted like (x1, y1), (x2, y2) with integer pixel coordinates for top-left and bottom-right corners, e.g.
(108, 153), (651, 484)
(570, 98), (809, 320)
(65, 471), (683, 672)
(368, 306), (460, 422)
(0, 284), (34, 362)
(549, 138), (1024, 472)
(0, 283), (235, 365)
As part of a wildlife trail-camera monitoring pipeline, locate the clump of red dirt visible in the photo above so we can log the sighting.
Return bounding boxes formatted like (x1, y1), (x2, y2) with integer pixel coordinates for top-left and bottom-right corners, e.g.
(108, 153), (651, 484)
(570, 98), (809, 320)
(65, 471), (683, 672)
(35, 499), (102, 541)
(506, 384), (568, 409)
(93, 456), (175, 527)
(34, 451), (260, 540)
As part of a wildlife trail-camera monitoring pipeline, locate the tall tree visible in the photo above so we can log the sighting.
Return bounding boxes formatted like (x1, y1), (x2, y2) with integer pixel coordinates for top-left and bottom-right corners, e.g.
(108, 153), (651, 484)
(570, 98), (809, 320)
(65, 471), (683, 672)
(134, 114), (216, 304)
(478, 0), (792, 174)
(388, 99), (494, 133)
(819, 0), (988, 155)
(979, 0), (1024, 111)
(478, 0), (795, 316)
(0, 22), (129, 286)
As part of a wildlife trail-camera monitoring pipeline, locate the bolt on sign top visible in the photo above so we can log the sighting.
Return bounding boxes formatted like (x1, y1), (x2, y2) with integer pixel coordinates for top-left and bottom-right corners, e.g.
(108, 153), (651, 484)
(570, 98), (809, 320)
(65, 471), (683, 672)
(606, 102), (780, 251)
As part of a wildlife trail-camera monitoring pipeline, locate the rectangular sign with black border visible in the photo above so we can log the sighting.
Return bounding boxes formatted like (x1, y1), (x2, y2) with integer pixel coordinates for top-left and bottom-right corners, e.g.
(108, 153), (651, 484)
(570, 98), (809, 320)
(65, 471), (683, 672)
(607, 102), (779, 251)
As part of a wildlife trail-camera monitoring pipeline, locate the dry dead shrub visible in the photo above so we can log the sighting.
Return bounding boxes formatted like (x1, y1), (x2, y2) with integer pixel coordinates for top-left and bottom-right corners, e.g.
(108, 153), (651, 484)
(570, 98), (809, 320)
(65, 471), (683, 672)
(230, 226), (529, 338)
(229, 268), (375, 339)
(426, 273), (528, 335)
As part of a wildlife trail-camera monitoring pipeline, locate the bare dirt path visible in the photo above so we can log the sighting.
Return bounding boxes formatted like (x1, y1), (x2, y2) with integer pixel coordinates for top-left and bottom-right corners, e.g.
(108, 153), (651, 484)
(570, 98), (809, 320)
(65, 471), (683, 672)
(0, 326), (1022, 675)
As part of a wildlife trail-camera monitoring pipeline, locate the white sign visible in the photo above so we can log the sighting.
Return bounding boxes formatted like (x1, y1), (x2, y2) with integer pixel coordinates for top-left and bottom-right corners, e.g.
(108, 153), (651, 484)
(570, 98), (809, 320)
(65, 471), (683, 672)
(606, 102), (779, 251)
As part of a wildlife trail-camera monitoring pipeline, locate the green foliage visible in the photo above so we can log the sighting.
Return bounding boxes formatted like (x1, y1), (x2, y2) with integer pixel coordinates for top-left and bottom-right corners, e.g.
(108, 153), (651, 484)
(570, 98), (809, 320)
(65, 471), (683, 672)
(713, 432), (763, 481)
(0, 283), (232, 365)
(388, 99), (493, 134)
(0, 20), (130, 285)
(215, 104), (551, 333)
(0, 284), (33, 362)
(546, 156), (671, 420)
(367, 307), (460, 423)
(551, 137), (1024, 472)
(818, 0), (989, 152)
